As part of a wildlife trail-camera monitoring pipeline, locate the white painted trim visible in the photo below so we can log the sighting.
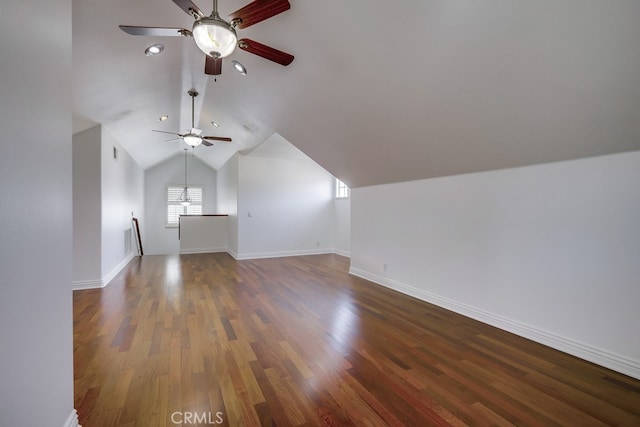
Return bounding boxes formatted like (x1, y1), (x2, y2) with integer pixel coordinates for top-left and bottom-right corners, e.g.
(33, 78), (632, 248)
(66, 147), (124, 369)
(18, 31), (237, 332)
(62, 409), (80, 427)
(101, 252), (136, 287)
(349, 267), (640, 380)
(234, 248), (333, 260)
(332, 249), (351, 258)
(180, 247), (228, 255)
(72, 279), (104, 291)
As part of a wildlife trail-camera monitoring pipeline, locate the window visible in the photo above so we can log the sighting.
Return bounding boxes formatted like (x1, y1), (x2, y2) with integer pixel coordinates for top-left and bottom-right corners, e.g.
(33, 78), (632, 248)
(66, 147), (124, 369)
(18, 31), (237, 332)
(167, 186), (203, 227)
(335, 179), (349, 199)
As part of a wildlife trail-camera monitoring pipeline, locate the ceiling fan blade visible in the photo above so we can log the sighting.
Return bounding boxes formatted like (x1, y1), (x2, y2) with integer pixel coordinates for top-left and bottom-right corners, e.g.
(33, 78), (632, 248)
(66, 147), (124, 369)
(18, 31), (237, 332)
(205, 56), (223, 75)
(203, 136), (232, 142)
(201, 140), (214, 147)
(119, 25), (191, 37)
(152, 130), (183, 136)
(171, 0), (204, 18)
(229, 0), (290, 29)
(238, 38), (294, 66)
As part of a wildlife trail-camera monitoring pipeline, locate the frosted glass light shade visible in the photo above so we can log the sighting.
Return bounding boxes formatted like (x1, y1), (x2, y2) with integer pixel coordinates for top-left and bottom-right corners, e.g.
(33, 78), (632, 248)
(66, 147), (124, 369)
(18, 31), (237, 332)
(192, 17), (238, 58)
(183, 134), (202, 147)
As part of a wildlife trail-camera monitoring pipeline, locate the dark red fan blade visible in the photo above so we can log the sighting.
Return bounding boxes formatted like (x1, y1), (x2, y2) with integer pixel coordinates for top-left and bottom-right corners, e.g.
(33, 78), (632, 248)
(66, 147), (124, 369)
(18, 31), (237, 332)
(238, 38), (293, 66)
(203, 136), (232, 142)
(205, 56), (222, 75)
(229, 0), (290, 29)
(119, 25), (190, 37)
(171, 0), (204, 18)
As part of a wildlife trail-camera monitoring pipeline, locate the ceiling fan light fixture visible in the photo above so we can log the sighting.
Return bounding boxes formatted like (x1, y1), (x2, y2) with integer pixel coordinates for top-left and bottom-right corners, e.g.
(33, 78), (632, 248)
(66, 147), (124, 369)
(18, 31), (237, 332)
(183, 134), (203, 147)
(145, 43), (164, 56)
(232, 60), (247, 75)
(192, 16), (238, 59)
(180, 187), (192, 206)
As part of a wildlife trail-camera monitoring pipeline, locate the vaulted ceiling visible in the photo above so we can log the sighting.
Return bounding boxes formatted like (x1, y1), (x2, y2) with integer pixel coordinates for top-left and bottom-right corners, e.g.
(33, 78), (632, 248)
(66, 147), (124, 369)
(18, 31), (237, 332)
(73, 0), (640, 188)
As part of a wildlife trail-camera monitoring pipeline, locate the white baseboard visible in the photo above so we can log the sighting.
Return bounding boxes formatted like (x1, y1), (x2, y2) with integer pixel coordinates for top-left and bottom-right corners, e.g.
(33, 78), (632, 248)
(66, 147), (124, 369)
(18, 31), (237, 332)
(234, 248), (333, 260)
(101, 252), (136, 287)
(349, 267), (640, 380)
(332, 249), (351, 258)
(63, 409), (80, 427)
(180, 247), (227, 255)
(72, 279), (104, 291)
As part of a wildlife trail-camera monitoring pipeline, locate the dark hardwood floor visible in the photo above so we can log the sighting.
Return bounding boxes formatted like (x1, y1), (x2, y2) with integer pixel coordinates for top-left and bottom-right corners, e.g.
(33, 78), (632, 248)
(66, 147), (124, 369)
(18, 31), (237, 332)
(73, 253), (640, 426)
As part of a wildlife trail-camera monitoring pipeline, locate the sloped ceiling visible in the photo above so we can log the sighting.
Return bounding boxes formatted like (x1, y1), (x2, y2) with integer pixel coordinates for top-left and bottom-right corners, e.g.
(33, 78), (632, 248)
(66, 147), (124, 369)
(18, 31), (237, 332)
(73, 0), (640, 188)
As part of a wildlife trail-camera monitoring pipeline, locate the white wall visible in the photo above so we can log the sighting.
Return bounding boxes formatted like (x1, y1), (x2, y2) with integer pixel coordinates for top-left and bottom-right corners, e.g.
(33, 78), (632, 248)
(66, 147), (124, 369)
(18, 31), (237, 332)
(73, 125), (102, 285)
(101, 128), (144, 282)
(179, 216), (228, 254)
(72, 125), (143, 289)
(334, 195), (351, 257)
(236, 134), (335, 258)
(350, 151), (640, 379)
(144, 152), (217, 255)
(217, 153), (239, 256)
(0, 0), (76, 426)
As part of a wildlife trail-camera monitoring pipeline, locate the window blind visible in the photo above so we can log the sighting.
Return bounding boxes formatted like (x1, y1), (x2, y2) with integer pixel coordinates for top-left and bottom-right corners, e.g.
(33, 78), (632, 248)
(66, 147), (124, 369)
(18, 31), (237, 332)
(167, 186), (203, 226)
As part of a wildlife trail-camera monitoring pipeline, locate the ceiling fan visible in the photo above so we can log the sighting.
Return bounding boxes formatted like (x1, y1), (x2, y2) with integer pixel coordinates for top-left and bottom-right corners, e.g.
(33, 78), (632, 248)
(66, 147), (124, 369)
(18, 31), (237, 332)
(153, 89), (232, 147)
(120, 0), (294, 76)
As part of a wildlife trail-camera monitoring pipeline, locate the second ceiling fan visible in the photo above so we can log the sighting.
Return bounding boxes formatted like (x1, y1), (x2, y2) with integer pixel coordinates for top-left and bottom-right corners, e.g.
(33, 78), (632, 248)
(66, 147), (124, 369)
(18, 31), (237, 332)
(153, 89), (232, 148)
(120, 0), (294, 76)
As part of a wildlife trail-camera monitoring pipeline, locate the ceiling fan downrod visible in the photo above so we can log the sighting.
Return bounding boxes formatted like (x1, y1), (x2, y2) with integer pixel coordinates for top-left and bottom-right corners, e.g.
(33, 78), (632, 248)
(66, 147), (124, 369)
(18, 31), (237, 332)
(187, 89), (198, 128)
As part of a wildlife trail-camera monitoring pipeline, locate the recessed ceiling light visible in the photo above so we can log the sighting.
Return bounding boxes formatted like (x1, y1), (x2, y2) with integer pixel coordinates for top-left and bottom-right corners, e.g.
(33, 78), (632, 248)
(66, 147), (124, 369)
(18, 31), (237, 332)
(232, 60), (247, 75)
(145, 43), (164, 56)
(159, 115), (169, 121)
(211, 121), (220, 128)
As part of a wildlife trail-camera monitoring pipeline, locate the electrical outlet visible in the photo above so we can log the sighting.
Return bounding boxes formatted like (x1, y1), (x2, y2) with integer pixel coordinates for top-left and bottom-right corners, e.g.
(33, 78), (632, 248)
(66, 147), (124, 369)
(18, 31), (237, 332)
(383, 263), (388, 272)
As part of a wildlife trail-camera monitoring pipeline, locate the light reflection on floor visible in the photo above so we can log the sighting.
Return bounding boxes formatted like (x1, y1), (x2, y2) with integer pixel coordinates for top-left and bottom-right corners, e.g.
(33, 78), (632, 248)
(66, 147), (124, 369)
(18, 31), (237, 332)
(330, 295), (359, 349)
(164, 255), (182, 288)
(306, 292), (360, 396)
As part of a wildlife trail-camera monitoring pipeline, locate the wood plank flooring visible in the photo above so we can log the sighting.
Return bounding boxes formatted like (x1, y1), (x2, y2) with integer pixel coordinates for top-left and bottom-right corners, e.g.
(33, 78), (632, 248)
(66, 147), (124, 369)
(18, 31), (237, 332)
(73, 253), (640, 426)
